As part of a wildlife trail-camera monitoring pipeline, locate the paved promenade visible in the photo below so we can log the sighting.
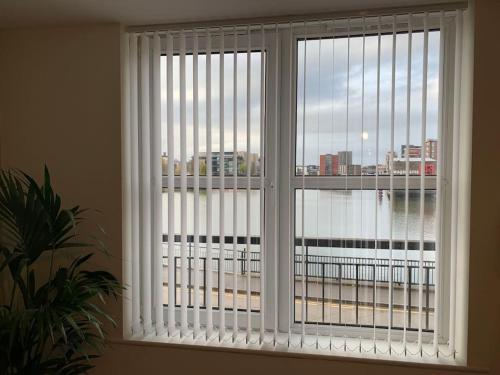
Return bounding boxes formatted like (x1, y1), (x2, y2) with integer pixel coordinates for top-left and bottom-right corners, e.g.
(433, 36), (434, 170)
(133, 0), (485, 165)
(163, 267), (434, 330)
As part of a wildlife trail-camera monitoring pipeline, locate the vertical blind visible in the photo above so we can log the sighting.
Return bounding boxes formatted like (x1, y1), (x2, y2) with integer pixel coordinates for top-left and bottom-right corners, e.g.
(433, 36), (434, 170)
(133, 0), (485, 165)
(122, 3), (468, 362)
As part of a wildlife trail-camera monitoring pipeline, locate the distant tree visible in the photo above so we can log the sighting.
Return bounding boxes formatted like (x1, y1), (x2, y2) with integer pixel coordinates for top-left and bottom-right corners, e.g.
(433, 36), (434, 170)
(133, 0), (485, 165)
(238, 163), (247, 176)
(200, 161), (207, 176)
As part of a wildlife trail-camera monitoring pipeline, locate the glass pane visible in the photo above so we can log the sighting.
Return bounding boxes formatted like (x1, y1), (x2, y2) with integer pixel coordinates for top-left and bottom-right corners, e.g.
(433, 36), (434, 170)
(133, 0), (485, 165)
(294, 189), (435, 329)
(161, 51), (263, 177)
(163, 189), (261, 312)
(295, 31), (440, 177)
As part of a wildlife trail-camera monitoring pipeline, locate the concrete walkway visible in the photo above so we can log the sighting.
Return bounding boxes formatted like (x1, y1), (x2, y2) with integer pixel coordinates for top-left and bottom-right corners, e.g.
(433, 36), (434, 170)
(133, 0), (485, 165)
(163, 267), (434, 330)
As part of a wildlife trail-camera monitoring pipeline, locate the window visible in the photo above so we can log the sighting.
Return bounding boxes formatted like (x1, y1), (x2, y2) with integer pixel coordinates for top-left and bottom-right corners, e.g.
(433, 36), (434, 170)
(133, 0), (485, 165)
(291, 24), (442, 334)
(122, 4), (470, 363)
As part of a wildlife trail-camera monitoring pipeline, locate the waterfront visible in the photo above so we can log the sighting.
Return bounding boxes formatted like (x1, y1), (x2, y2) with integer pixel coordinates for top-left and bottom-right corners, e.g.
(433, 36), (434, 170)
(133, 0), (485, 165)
(162, 189), (436, 262)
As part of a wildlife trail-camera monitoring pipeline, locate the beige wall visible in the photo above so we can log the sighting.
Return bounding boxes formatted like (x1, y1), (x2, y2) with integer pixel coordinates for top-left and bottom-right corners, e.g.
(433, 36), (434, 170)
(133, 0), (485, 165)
(0, 24), (123, 317)
(0, 1), (499, 373)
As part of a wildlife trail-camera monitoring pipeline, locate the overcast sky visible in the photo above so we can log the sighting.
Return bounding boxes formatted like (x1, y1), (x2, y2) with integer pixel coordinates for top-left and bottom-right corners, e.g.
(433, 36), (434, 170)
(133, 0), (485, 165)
(161, 30), (440, 166)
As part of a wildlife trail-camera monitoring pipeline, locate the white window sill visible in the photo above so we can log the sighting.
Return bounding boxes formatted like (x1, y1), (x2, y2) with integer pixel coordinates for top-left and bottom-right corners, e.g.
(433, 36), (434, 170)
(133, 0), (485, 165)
(114, 329), (481, 371)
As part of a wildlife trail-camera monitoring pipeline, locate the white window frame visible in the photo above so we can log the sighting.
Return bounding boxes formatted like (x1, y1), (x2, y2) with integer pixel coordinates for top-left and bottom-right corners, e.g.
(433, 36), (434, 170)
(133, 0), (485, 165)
(161, 30), (280, 330)
(275, 15), (457, 343)
(160, 14), (458, 343)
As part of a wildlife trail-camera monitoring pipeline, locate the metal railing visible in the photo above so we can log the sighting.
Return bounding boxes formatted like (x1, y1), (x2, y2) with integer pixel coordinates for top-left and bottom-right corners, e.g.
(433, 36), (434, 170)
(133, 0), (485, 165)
(163, 235), (435, 331)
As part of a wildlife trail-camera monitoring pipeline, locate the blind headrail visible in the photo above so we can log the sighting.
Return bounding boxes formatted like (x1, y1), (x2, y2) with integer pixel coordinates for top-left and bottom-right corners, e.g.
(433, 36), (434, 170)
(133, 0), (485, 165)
(125, 1), (467, 34)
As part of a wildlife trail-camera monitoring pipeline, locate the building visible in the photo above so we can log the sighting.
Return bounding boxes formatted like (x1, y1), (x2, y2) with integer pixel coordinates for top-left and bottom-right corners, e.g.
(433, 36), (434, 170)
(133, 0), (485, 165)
(425, 139), (438, 160)
(362, 165), (377, 175)
(391, 157), (437, 175)
(199, 151), (234, 176)
(338, 151), (352, 166)
(319, 154), (339, 175)
(161, 153), (168, 175)
(306, 165), (320, 176)
(320, 151), (359, 175)
(401, 144), (421, 158)
(385, 151), (398, 172)
(338, 164), (361, 176)
(212, 151), (236, 176)
(161, 153), (180, 175)
(198, 151), (257, 176)
(419, 159), (437, 175)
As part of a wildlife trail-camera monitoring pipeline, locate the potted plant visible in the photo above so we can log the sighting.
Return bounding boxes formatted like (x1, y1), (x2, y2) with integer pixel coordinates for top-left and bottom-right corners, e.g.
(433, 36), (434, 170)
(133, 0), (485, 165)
(0, 167), (122, 374)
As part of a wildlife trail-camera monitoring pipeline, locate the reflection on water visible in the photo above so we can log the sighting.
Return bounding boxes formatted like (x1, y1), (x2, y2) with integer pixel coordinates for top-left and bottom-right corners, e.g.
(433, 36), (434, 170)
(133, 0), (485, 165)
(162, 189), (436, 261)
(295, 189), (435, 240)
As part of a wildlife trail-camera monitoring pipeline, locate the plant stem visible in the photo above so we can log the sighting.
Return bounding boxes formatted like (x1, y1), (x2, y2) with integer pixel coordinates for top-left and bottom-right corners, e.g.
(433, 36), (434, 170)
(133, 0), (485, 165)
(47, 246), (56, 290)
(8, 280), (17, 309)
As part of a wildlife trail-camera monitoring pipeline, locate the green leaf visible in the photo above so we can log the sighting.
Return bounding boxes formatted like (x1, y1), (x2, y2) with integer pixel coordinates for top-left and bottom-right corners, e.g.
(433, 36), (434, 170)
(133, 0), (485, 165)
(0, 167), (122, 374)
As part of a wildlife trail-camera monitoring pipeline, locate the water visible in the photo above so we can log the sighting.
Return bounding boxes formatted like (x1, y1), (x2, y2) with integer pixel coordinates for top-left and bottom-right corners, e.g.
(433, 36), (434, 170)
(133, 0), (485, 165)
(162, 189), (436, 262)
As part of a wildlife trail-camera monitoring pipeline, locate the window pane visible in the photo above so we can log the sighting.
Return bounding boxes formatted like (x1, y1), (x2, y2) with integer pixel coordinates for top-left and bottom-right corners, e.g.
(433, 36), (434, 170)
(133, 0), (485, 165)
(161, 51), (263, 177)
(295, 31), (440, 177)
(161, 47), (265, 314)
(294, 189), (435, 329)
(162, 189), (262, 312)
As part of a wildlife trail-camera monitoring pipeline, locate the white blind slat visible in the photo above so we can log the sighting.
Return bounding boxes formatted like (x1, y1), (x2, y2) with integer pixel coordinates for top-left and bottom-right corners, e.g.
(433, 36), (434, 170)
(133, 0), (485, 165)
(344, 19), (350, 341)
(359, 16), (366, 335)
(193, 31), (201, 337)
(373, 15), (381, 352)
(206, 30), (214, 337)
(129, 34), (141, 335)
(259, 24), (266, 343)
(272, 23), (279, 343)
(166, 33), (176, 335)
(388, 15), (397, 349)
(180, 33), (188, 336)
(140, 34), (153, 334)
(449, 9), (463, 356)
(152, 32), (164, 334)
(417, 13), (429, 353)
(219, 28), (226, 340)
(315, 31), (323, 348)
(245, 25), (252, 343)
(232, 27), (239, 341)
(329, 20), (336, 348)
(433, 10), (445, 355)
(300, 21), (307, 346)
(287, 22), (293, 346)
(122, 33), (133, 337)
(403, 13), (413, 353)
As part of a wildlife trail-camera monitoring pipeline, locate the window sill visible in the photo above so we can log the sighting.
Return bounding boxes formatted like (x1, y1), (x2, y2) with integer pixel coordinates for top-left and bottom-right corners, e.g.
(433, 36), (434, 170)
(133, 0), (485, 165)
(108, 334), (486, 373)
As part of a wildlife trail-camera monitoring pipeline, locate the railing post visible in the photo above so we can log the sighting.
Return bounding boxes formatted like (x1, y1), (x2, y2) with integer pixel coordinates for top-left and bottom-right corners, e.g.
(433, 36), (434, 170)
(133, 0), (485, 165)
(174, 256), (178, 306)
(322, 263), (325, 323)
(355, 264), (359, 325)
(188, 243), (192, 307)
(426, 266), (430, 330)
(339, 263), (342, 324)
(203, 258), (207, 307)
(372, 264), (376, 325)
(188, 256), (192, 307)
(216, 254), (220, 309)
(408, 266), (412, 328)
(241, 249), (246, 275)
(305, 246), (309, 322)
(390, 265), (393, 329)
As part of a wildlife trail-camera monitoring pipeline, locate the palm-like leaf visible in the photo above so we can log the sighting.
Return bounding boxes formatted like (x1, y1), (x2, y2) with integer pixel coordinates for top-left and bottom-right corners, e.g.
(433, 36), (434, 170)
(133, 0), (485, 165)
(0, 167), (122, 374)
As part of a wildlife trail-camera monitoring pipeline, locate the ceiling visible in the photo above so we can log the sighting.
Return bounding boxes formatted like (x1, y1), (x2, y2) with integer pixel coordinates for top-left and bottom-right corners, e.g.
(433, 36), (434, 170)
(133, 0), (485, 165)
(0, 0), (459, 29)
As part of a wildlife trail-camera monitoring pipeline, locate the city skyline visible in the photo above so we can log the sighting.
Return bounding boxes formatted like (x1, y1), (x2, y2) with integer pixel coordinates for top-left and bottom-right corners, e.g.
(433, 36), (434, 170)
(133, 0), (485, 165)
(162, 150), (260, 176)
(162, 138), (437, 176)
(160, 31), (441, 167)
(303, 138), (437, 176)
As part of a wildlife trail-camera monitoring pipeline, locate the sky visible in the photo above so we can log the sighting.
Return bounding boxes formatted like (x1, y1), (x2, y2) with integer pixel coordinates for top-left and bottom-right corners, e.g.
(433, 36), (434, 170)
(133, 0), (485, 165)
(161, 29), (441, 167)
